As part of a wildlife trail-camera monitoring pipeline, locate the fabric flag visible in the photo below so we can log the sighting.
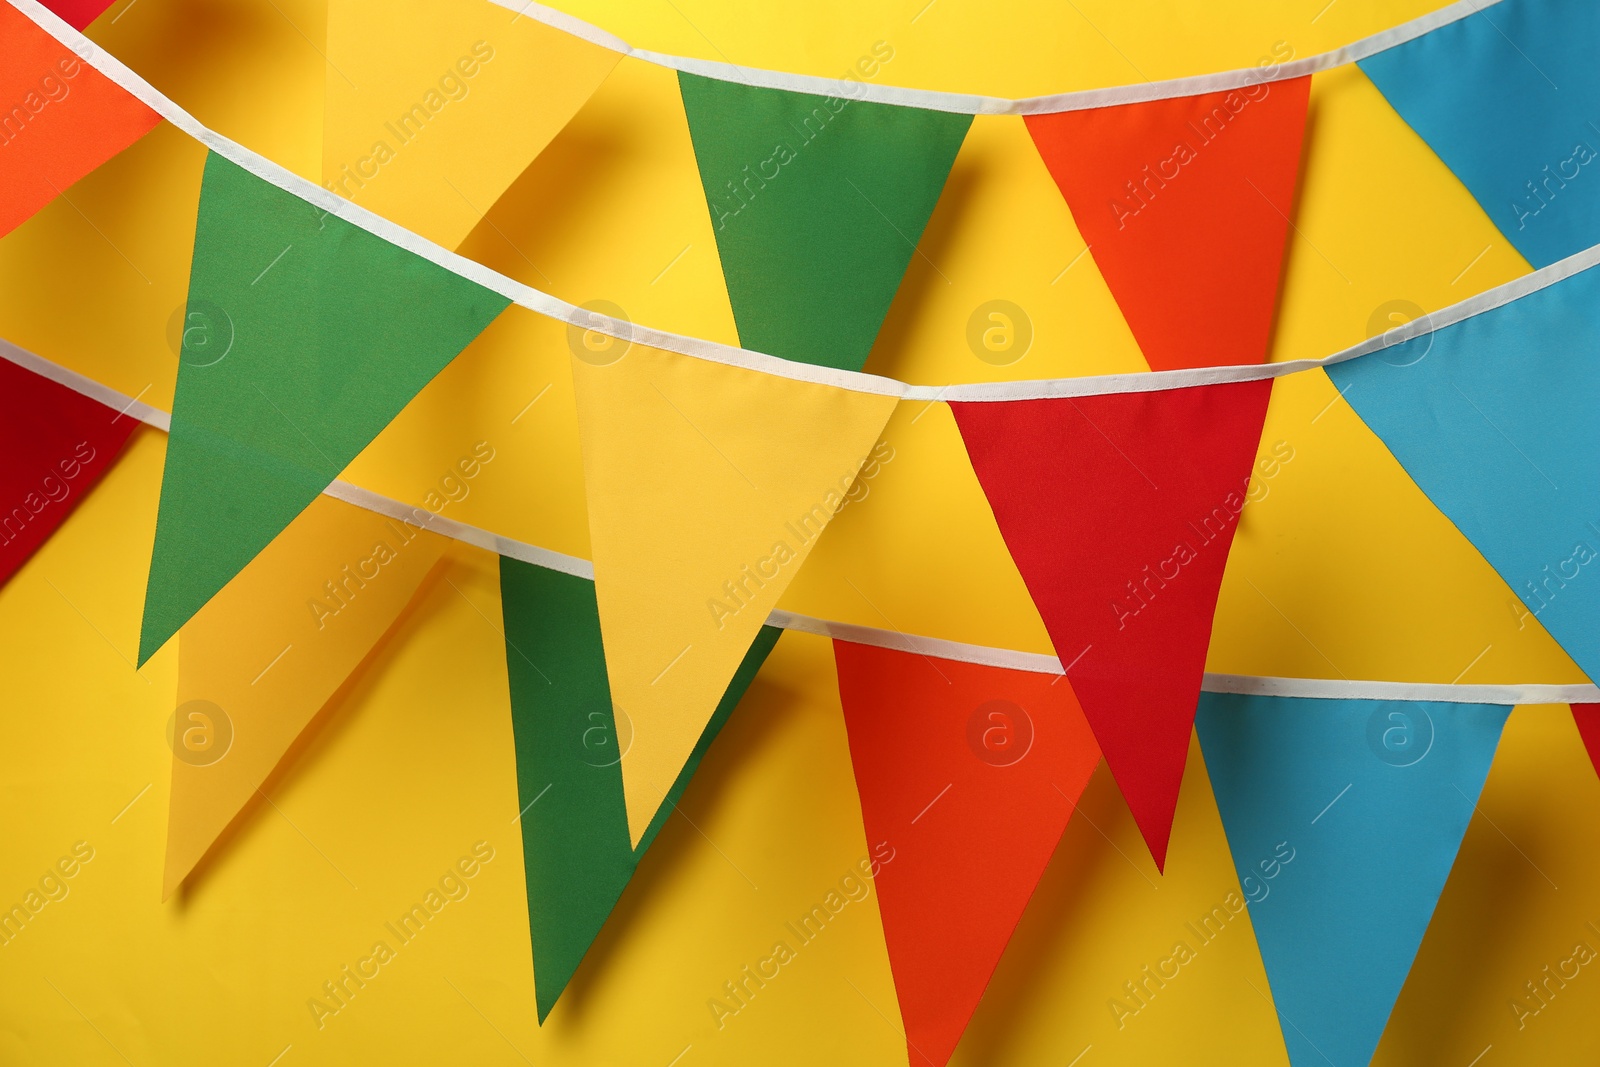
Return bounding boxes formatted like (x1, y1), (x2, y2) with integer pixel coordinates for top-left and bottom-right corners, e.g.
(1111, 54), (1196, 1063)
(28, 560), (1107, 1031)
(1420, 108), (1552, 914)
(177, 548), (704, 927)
(1571, 704), (1600, 782)
(1025, 78), (1309, 371)
(1195, 692), (1509, 1067)
(500, 558), (779, 1020)
(138, 151), (509, 665)
(950, 380), (1273, 868)
(164, 495), (446, 897)
(1326, 262), (1600, 684)
(39, 0), (116, 29)
(678, 73), (971, 371)
(323, 0), (621, 249)
(1359, 0), (1600, 268)
(0, 2), (161, 237)
(833, 640), (1101, 1067)
(0, 356), (137, 587)
(569, 342), (897, 844)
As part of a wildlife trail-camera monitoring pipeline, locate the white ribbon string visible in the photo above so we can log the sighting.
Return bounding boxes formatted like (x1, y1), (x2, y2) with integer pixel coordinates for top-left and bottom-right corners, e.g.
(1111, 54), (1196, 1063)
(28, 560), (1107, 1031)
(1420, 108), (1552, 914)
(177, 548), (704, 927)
(10, 0), (1587, 406)
(486, 0), (1504, 117)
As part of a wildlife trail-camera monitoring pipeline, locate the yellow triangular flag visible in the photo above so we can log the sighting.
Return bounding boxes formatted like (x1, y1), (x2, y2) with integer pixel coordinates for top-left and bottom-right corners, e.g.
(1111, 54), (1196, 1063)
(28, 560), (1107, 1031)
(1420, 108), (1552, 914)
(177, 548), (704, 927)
(164, 495), (446, 898)
(322, 0), (621, 249)
(571, 343), (898, 844)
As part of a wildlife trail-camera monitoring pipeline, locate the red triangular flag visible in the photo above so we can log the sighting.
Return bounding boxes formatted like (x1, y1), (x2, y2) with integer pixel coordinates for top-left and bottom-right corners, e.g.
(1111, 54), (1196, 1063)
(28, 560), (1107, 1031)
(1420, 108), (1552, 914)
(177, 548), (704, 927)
(950, 380), (1272, 869)
(0, 356), (138, 587)
(40, 0), (117, 29)
(0, 2), (162, 237)
(1574, 704), (1600, 781)
(833, 639), (1101, 1067)
(1026, 79), (1309, 370)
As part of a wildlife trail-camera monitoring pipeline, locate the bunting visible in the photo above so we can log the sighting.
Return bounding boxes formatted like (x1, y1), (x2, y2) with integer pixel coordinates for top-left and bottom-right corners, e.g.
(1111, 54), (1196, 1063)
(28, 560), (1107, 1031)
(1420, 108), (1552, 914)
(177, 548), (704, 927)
(1195, 692), (1509, 1067)
(833, 640), (1100, 1067)
(678, 73), (971, 371)
(4, 0), (1600, 1052)
(0, 356), (136, 588)
(138, 151), (509, 665)
(1025, 78), (1309, 370)
(164, 495), (446, 897)
(1326, 261), (1600, 684)
(323, 0), (621, 249)
(570, 342), (897, 844)
(1359, 0), (1599, 268)
(0, 1), (161, 237)
(951, 380), (1273, 868)
(499, 558), (780, 1019)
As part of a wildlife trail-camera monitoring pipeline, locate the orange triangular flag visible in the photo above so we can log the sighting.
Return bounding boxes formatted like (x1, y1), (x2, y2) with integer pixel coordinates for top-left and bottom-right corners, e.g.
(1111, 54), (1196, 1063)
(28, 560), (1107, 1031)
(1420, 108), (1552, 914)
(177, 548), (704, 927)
(834, 640), (1101, 1066)
(1026, 79), (1309, 370)
(0, 3), (162, 237)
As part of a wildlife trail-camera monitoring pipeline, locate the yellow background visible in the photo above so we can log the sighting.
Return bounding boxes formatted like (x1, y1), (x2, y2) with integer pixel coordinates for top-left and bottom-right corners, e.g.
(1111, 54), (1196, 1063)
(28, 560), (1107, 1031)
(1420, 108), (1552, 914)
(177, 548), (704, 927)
(1, 0), (1597, 1063)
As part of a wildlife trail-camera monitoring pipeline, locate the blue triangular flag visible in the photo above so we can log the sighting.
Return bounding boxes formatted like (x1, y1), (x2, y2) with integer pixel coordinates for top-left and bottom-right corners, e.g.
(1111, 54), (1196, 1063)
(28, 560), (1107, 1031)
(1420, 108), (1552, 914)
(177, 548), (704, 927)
(1325, 262), (1600, 683)
(1359, 0), (1600, 267)
(1195, 692), (1509, 1067)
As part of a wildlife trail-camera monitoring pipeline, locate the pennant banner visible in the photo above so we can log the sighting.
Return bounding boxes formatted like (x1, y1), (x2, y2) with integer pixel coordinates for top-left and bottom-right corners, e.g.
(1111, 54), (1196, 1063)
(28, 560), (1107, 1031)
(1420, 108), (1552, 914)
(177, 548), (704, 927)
(1196, 692), (1509, 1067)
(3, 0), (1583, 403)
(1359, 0), (1599, 268)
(833, 640), (1100, 1067)
(951, 380), (1272, 867)
(570, 340), (897, 845)
(6, 0), (1599, 1048)
(679, 73), (971, 371)
(0, 357), (137, 588)
(139, 150), (509, 665)
(164, 495), (446, 897)
(0, 1), (160, 237)
(500, 557), (780, 1019)
(323, 0), (621, 249)
(1026, 77), (1310, 371)
(1326, 260), (1599, 683)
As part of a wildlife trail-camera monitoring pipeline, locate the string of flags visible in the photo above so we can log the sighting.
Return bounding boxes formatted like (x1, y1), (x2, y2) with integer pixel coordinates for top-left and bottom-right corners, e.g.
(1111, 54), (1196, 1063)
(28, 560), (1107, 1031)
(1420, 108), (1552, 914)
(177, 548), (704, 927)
(18, 0), (1592, 399)
(4, 0), (1599, 1063)
(11, 329), (1597, 717)
(8, 304), (1598, 1062)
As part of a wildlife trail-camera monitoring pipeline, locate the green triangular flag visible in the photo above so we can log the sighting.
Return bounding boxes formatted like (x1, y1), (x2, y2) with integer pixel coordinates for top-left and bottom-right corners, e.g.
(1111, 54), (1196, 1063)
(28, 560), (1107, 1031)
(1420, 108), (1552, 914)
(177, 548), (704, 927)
(139, 152), (510, 664)
(678, 72), (971, 372)
(499, 557), (780, 1021)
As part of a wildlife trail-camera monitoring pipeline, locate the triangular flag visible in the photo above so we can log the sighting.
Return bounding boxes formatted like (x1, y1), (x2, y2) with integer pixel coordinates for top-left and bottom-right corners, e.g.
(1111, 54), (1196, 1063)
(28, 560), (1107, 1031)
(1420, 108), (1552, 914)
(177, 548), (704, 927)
(0, 355), (137, 587)
(499, 557), (779, 1020)
(139, 151), (509, 665)
(164, 495), (446, 898)
(1359, 0), (1599, 268)
(950, 380), (1273, 868)
(678, 73), (971, 371)
(1196, 692), (1509, 1066)
(323, 0), (621, 249)
(0, 2), (161, 237)
(833, 640), (1100, 1067)
(570, 343), (897, 844)
(1326, 262), (1600, 683)
(1025, 79), (1309, 370)
(1573, 704), (1600, 782)
(39, 0), (115, 29)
